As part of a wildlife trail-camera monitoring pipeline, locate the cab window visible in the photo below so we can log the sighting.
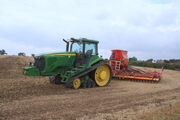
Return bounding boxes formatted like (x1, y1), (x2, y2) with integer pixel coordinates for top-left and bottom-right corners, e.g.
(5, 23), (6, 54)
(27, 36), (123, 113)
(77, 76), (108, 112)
(85, 43), (96, 55)
(71, 42), (83, 53)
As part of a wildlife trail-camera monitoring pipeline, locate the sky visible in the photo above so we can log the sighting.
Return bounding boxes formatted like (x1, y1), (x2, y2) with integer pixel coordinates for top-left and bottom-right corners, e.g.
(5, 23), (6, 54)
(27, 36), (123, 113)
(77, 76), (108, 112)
(0, 0), (180, 60)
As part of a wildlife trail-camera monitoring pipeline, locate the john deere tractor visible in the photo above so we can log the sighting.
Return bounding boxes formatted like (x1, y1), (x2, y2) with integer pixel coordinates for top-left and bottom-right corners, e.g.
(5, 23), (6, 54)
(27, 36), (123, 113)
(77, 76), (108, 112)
(23, 38), (112, 89)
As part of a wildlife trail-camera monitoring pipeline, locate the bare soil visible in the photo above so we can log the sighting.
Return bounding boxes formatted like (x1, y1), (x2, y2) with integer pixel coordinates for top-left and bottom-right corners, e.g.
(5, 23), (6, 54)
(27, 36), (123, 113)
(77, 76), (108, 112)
(138, 102), (180, 120)
(0, 55), (180, 120)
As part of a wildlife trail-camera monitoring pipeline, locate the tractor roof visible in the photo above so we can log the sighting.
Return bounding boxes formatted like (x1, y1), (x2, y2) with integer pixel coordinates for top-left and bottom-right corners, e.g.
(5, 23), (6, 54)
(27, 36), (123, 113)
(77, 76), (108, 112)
(70, 38), (99, 43)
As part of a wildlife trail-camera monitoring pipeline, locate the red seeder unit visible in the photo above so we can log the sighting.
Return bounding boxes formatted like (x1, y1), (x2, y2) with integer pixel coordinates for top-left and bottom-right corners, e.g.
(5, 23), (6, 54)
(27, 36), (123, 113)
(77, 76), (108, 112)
(109, 50), (163, 82)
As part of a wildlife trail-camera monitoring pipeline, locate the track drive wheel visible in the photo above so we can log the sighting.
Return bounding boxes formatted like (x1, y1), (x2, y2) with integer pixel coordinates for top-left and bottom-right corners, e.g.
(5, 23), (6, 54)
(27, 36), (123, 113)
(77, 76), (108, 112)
(94, 64), (111, 87)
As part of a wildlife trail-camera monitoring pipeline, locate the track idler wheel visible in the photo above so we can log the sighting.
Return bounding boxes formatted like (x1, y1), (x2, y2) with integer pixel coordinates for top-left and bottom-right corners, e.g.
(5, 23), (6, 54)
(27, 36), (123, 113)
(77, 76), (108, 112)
(93, 64), (112, 87)
(73, 78), (81, 89)
(66, 78), (81, 89)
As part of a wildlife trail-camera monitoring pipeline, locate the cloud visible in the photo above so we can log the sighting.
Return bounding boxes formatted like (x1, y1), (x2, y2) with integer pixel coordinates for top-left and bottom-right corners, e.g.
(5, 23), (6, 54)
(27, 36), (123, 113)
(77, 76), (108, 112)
(0, 0), (180, 59)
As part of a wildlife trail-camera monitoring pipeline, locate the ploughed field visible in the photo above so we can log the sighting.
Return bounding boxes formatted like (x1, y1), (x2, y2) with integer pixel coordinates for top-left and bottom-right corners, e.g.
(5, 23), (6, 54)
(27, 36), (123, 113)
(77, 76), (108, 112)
(0, 55), (180, 120)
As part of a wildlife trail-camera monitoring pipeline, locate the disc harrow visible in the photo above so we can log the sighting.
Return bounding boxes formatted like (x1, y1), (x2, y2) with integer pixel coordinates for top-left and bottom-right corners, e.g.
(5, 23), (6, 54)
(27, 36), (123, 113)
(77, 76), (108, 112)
(116, 76), (161, 83)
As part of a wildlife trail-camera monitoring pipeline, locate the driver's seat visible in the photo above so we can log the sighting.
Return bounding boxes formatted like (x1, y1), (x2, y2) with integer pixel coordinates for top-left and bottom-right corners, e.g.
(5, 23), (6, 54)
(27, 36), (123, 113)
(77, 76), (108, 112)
(86, 49), (93, 56)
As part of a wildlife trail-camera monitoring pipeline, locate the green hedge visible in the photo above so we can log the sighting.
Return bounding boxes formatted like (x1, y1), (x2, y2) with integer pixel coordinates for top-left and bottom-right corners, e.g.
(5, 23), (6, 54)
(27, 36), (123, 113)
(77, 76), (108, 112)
(129, 61), (180, 70)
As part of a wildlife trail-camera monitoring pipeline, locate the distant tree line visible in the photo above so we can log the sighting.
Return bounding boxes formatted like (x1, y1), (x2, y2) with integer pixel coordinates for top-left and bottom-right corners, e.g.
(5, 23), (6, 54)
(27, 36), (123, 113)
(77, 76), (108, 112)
(0, 49), (27, 56)
(129, 57), (180, 70)
(0, 49), (7, 55)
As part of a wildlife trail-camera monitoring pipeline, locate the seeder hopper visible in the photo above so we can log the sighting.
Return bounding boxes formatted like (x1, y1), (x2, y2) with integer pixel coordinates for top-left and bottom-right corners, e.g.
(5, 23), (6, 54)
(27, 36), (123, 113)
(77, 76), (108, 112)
(109, 50), (163, 83)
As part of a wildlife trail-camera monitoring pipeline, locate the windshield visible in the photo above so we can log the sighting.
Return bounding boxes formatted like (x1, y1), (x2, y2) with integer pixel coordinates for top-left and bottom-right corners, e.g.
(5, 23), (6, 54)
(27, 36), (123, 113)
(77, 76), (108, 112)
(85, 43), (96, 55)
(71, 42), (83, 53)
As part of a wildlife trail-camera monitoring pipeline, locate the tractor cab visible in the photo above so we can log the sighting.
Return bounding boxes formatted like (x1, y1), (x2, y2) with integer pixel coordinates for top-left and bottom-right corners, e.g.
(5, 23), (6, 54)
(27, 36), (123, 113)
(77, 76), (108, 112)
(64, 38), (98, 55)
(64, 38), (99, 66)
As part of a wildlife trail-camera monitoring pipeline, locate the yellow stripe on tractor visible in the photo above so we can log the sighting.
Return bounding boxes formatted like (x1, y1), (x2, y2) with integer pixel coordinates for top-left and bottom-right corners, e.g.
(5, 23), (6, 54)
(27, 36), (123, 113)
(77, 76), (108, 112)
(46, 54), (76, 56)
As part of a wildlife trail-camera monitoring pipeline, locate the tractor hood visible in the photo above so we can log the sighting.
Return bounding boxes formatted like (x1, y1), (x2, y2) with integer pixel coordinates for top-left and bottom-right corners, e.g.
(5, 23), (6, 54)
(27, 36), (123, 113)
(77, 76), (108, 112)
(23, 52), (77, 76)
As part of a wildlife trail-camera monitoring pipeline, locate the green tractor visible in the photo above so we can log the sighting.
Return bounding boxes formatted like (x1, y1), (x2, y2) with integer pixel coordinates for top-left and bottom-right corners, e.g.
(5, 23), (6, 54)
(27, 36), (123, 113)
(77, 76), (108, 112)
(23, 38), (112, 89)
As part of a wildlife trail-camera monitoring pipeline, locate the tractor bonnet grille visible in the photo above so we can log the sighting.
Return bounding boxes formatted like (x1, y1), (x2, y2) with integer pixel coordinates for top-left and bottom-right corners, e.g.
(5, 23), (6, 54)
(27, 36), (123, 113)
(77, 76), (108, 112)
(34, 56), (45, 71)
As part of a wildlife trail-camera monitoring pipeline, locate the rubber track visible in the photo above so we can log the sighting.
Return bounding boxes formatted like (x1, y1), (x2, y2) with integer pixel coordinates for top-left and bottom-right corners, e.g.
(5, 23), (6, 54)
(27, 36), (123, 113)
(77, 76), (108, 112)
(66, 61), (106, 88)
